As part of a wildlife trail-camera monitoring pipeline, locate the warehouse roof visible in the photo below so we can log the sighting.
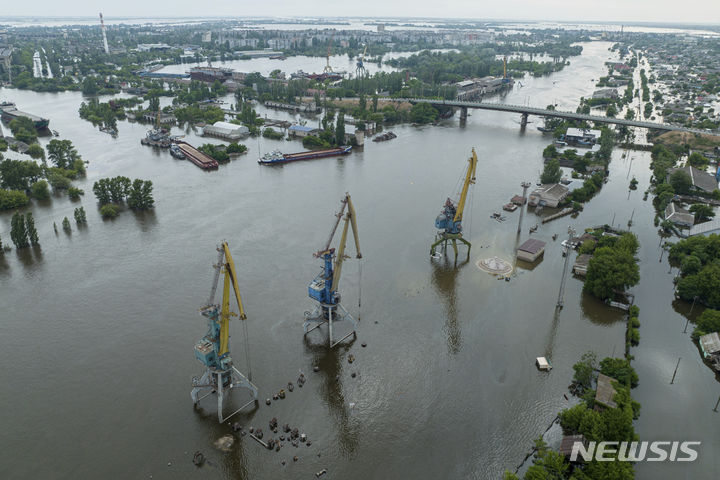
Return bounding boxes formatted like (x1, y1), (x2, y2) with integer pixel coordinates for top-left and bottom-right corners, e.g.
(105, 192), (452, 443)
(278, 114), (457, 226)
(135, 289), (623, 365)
(518, 238), (546, 254)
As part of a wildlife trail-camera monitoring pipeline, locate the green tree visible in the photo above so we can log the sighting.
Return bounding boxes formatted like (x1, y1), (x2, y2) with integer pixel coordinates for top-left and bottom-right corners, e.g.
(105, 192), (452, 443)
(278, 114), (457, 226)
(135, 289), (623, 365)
(372, 94), (378, 112)
(47, 139), (80, 170)
(26, 143), (45, 160)
(572, 351), (597, 392)
(62, 216), (71, 231)
(335, 110), (346, 146)
(10, 211), (29, 248)
(409, 103), (439, 124)
(669, 170), (692, 194)
(606, 104), (618, 117)
(599, 357), (639, 388)
(25, 212), (39, 245)
(584, 246), (640, 300)
(689, 203), (715, 223)
(100, 204), (120, 218)
(692, 308), (720, 339)
(68, 187), (84, 200)
(8, 117), (38, 144)
(0, 158), (43, 191)
(30, 180), (50, 200)
(74, 206), (87, 224)
(687, 152), (709, 170)
(540, 158), (562, 184)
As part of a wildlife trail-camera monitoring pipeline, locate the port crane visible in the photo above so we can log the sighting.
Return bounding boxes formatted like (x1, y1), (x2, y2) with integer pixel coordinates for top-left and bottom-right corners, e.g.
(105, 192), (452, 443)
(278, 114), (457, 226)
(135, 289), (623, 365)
(323, 32), (336, 73)
(431, 148), (478, 258)
(304, 194), (361, 348)
(355, 44), (368, 78)
(191, 242), (257, 423)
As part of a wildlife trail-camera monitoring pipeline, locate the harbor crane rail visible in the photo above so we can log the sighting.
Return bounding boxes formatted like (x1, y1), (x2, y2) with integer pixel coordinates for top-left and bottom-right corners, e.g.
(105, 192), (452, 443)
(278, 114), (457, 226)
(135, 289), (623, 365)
(191, 242), (257, 423)
(431, 148), (478, 258)
(304, 193), (362, 348)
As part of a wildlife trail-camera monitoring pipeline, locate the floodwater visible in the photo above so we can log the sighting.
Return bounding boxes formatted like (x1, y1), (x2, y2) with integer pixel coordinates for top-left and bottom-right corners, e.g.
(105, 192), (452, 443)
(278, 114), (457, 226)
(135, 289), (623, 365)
(0, 41), (718, 479)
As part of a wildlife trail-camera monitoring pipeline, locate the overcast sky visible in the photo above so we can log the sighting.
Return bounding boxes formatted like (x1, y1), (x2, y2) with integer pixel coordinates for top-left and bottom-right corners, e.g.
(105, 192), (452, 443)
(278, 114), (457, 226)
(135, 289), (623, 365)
(2, 0), (719, 25)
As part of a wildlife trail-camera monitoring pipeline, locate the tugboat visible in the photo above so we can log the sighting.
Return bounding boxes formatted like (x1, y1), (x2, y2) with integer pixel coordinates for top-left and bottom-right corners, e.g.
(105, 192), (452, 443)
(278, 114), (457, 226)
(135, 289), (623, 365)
(141, 128), (171, 148)
(169, 143), (186, 159)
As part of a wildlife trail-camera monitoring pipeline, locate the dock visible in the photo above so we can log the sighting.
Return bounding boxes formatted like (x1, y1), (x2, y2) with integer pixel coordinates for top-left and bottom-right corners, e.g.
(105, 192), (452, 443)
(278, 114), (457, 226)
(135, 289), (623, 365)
(176, 142), (219, 170)
(541, 207), (573, 224)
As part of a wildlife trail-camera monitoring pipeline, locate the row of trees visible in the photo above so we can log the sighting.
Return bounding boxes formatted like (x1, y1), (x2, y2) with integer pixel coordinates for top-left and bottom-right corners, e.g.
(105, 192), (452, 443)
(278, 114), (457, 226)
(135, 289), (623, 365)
(92, 176), (154, 213)
(670, 234), (720, 308)
(9, 211), (39, 248)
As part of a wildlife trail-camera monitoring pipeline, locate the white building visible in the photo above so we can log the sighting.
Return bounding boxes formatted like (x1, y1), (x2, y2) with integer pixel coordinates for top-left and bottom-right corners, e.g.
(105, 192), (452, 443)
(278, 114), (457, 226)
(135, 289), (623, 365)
(202, 121), (249, 141)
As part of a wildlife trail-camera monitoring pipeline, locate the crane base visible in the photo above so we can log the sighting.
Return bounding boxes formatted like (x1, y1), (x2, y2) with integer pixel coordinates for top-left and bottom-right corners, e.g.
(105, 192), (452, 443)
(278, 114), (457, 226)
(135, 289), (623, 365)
(191, 366), (258, 423)
(431, 233), (471, 258)
(304, 302), (357, 348)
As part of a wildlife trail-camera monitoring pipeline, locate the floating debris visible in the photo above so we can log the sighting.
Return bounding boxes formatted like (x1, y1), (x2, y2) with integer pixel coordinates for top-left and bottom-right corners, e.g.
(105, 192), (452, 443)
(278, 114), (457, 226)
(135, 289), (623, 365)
(283, 423), (291, 433)
(293, 456), (299, 462)
(348, 354), (355, 364)
(272, 393), (279, 400)
(316, 469), (327, 477)
(351, 372), (357, 378)
(214, 435), (235, 452)
(288, 382), (294, 392)
(313, 365), (320, 372)
(361, 342), (367, 348)
(232, 422), (242, 432)
(192, 451), (205, 467)
(255, 428), (264, 439)
(269, 418), (278, 430)
(278, 389), (286, 399)
(266, 398), (272, 405)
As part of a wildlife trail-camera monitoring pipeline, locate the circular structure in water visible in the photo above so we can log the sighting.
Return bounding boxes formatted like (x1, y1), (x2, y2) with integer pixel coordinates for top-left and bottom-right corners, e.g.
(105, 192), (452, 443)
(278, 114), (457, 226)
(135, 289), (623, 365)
(477, 256), (513, 275)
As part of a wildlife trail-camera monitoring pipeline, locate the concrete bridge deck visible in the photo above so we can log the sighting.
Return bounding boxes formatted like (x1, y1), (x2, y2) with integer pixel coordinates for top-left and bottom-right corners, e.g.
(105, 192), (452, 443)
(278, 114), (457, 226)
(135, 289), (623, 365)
(381, 97), (720, 137)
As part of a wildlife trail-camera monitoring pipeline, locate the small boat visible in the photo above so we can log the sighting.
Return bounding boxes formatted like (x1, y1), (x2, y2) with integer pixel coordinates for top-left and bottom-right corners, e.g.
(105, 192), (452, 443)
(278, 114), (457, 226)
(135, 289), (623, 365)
(503, 203), (517, 212)
(52, 130), (59, 137)
(529, 224), (538, 233)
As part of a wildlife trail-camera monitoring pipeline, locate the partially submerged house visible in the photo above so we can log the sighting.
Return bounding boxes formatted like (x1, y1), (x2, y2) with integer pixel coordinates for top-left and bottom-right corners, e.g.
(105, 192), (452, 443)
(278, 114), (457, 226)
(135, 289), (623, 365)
(668, 165), (719, 193)
(528, 184), (569, 208)
(595, 373), (618, 409)
(517, 239), (546, 262)
(664, 202), (695, 228)
(573, 254), (592, 276)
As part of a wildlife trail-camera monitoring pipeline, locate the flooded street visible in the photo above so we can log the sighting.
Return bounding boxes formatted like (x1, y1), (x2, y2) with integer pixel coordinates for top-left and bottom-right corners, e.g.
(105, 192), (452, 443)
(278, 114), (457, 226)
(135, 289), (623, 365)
(1, 41), (718, 479)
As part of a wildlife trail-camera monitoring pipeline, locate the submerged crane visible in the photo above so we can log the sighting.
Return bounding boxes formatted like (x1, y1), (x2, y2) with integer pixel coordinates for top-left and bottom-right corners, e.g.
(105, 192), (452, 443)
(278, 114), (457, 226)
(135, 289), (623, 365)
(304, 193), (362, 348)
(355, 44), (368, 78)
(191, 242), (257, 423)
(431, 148), (478, 258)
(323, 32), (335, 73)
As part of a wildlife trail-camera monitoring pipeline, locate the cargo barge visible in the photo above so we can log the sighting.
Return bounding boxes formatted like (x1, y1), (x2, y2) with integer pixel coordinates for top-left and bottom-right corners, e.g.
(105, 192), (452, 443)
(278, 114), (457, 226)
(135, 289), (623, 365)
(0, 102), (50, 129)
(175, 141), (218, 169)
(258, 146), (352, 165)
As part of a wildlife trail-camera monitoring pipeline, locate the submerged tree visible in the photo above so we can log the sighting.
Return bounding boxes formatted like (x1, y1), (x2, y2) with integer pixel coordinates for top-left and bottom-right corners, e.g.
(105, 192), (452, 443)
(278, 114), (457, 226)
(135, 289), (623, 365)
(10, 211), (29, 248)
(25, 212), (39, 245)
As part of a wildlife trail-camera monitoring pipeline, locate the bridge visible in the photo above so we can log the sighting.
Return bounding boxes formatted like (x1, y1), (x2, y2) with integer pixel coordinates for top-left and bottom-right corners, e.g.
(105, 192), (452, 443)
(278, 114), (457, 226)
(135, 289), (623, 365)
(382, 97), (720, 137)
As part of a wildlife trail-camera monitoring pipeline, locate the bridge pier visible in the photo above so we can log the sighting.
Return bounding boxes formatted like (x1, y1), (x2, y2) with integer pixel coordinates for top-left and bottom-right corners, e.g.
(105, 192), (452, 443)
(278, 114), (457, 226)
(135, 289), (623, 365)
(459, 107), (468, 122)
(520, 113), (529, 129)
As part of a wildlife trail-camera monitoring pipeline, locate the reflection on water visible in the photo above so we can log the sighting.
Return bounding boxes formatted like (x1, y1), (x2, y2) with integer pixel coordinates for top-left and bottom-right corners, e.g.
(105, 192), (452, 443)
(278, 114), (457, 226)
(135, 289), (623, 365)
(304, 340), (359, 457)
(430, 256), (469, 354)
(580, 291), (625, 326)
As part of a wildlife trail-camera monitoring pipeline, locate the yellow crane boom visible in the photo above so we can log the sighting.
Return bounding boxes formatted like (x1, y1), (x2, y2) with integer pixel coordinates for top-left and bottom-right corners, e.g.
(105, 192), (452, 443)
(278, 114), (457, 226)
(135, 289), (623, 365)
(330, 194), (361, 293)
(219, 241), (245, 356)
(453, 148), (478, 223)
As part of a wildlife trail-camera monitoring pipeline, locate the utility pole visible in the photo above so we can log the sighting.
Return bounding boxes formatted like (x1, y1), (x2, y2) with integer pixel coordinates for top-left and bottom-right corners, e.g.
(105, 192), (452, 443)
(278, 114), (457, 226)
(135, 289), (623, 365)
(556, 226), (575, 310)
(517, 181), (531, 234)
(670, 357), (681, 384)
(714, 395), (720, 412)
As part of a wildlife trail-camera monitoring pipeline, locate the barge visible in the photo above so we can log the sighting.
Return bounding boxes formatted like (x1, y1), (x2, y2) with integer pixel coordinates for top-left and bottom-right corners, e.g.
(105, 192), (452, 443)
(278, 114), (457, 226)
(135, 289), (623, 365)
(258, 146), (352, 165)
(0, 102), (50, 129)
(175, 141), (218, 169)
